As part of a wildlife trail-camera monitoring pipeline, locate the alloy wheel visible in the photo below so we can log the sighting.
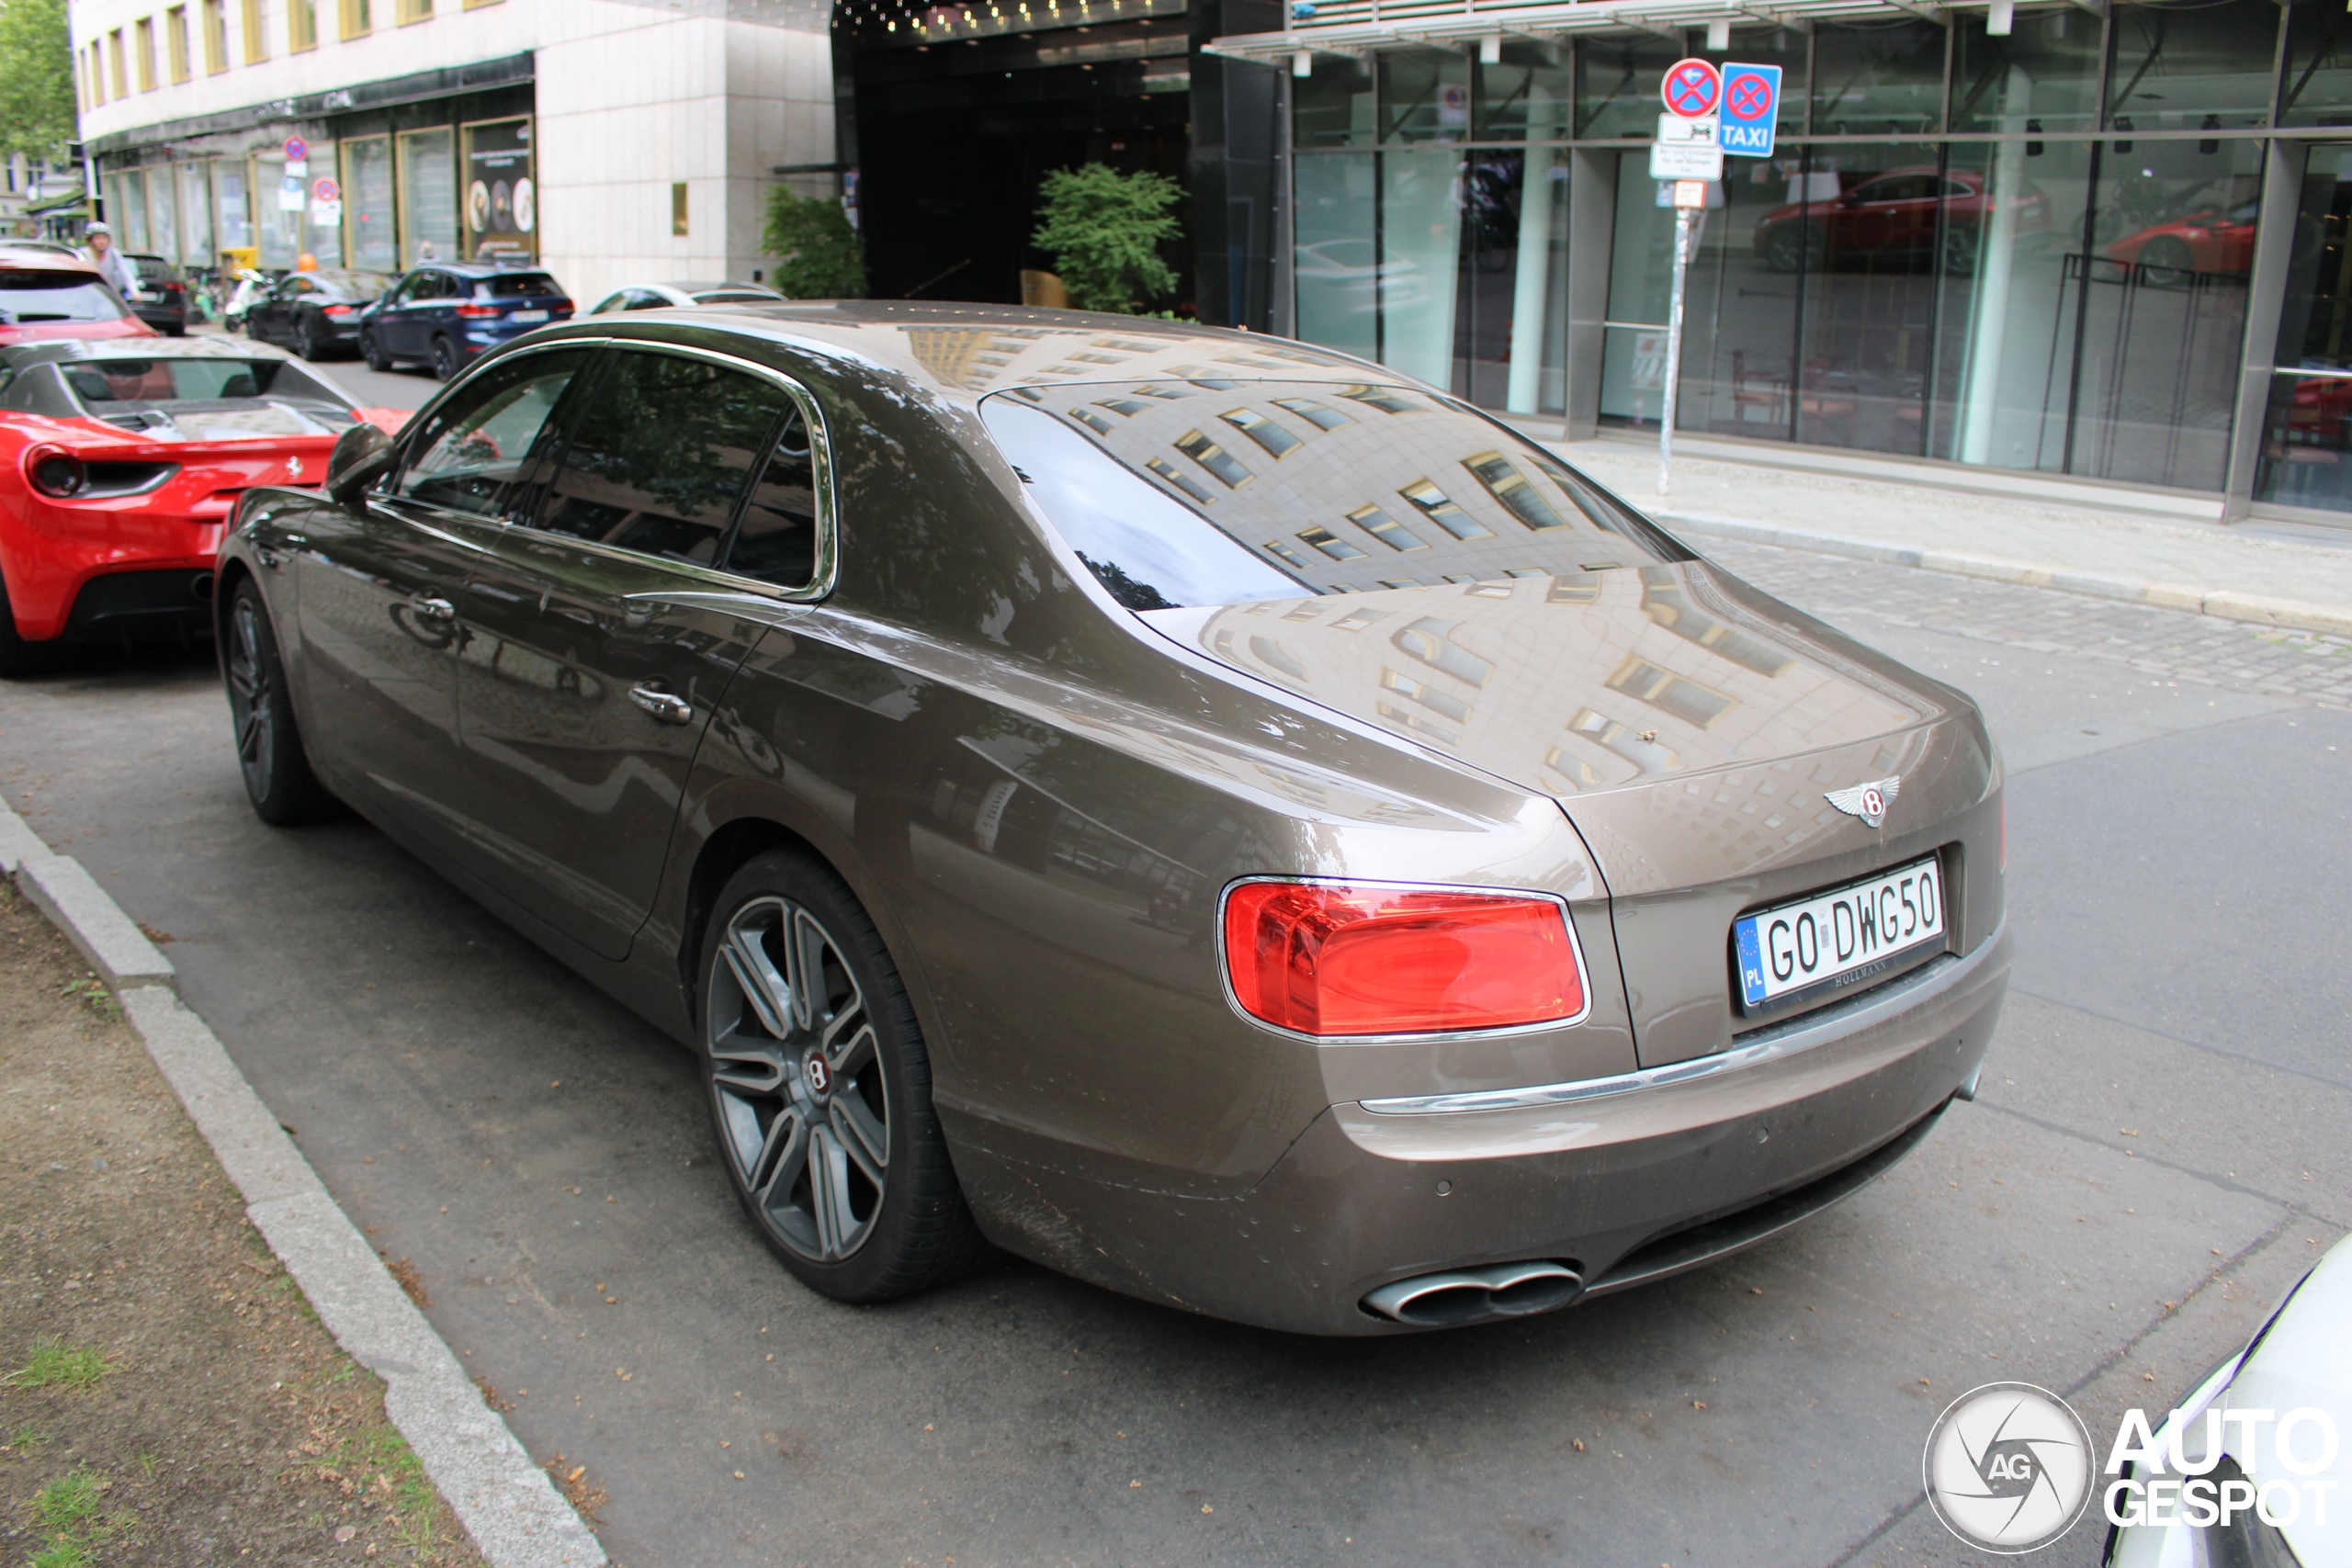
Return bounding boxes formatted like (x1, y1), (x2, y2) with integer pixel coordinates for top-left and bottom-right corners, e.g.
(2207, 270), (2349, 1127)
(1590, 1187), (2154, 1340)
(706, 896), (890, 1263)
(225, 593), (275, 791)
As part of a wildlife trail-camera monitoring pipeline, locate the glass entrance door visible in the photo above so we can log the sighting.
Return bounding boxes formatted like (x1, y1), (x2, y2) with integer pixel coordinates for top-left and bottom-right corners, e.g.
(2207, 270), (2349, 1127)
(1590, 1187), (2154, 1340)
(2253, 144), (2352, 514)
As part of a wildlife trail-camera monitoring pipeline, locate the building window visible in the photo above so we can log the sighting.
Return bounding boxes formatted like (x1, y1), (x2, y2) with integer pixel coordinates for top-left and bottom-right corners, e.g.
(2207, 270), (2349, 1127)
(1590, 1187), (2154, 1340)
(397, 0), (433, 20)
(135, 17), (157, 90)
(241, 0), (266, 61)
(290, 0), (318, 51)
(167, 6), (192, 83)
(340, 0), (371, 39)
(462, 0), (503, 9)
(108, 30), (126, 98)
(672, 182), (689, 236)
(203, 0), (228, 71)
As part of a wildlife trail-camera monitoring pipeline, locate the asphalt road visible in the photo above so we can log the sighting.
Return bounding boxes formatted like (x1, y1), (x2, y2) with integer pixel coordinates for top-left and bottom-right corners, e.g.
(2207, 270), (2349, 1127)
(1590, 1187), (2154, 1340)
(2, 538), (2346, 1568)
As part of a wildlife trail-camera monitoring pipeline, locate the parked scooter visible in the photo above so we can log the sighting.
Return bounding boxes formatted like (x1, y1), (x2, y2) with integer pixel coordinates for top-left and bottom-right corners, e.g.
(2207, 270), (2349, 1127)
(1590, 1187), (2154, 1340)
(220, 268), (272, 334)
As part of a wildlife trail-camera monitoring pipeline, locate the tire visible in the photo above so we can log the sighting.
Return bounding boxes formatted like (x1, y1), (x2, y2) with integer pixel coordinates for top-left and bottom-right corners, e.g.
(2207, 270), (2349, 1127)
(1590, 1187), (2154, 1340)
(2138, 236), (2196, 286)
(165, 323), (187, 337)
(429, 336), (458, 381)
(1939, 227), (1978, 278)
(223, 578), (334, 826)
(698, 851), (989, 1303)
(362, 330), (393, 373)
(297, 317), (323, 361)
(1761, 223), (1826, 274)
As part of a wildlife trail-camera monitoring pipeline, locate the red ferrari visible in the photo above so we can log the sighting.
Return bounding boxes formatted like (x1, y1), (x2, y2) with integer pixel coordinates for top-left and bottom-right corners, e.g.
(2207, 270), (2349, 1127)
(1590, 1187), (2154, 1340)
(0, 245), (157, 347)
(0, 334), (406, 671)
(2106, 199), (2259, 277)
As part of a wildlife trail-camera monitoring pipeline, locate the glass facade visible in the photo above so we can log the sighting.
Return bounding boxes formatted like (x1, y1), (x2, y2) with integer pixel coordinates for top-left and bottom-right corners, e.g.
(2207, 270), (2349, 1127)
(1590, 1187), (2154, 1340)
(1288, 0), (2352, 513)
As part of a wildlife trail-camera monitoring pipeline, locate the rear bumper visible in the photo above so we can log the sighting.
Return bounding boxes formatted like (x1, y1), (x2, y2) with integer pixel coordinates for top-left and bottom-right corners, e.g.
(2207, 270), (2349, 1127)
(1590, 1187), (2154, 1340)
(950, 921), (2010, 1336)
(61, 567), (216, 645)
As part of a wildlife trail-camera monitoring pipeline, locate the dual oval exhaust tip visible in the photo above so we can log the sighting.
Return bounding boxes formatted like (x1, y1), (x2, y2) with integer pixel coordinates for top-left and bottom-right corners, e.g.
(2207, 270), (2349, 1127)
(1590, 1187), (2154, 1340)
(1361, 1260), (1585, 1328)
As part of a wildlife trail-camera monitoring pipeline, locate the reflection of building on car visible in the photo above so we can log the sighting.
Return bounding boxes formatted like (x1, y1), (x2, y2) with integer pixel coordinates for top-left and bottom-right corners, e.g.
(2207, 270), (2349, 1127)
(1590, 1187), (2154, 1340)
(0, 336), (402, 671)
(1752, 168), (2049, 275)
(244, 270), (396, 361)
(0, 246), (157, 348)
(358, 263), (573, 380)
(2105, 200), (2260, 277)
(1292, 239), (1426, 312)
(587, 280), (786, 314)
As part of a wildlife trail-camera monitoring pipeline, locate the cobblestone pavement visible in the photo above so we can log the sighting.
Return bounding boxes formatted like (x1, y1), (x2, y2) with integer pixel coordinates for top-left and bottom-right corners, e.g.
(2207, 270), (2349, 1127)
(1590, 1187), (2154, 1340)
(1708, 538), (2352, 711)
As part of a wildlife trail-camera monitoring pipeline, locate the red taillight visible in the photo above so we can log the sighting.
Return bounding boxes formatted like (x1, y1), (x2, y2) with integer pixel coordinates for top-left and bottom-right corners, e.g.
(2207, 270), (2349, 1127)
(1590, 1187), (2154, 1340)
(323, 303), (355, 318)
(1221, 881), (1586, 1037)
(25, 446), (86, 498)
(551, 298), (573, 313)
(455, 302), (500, 319)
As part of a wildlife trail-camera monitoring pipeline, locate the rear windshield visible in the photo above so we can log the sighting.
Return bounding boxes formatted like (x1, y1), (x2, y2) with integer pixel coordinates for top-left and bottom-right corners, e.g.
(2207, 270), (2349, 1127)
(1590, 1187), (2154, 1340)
(980, 380), (1687, 610)
(0, 271), (127, 324)
(60, 356), (350, 409)
(473, 273), (561, 299)
(131, 255), (178, 280)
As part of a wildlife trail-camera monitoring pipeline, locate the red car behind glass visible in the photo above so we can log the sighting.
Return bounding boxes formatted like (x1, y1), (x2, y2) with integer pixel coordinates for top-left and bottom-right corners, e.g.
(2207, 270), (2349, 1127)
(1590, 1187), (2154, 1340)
(2106, 199), (2260, 276)
(1752, 167), (2050, 276)
(0, 334), (405, 672)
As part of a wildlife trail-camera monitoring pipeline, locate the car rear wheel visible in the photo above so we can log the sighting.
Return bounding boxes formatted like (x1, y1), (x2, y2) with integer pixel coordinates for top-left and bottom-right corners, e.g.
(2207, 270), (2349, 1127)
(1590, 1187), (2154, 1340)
(2139, 235), (2197, 286)
(429, 337), (458, 381)
(362, 330), (392, 373)
(699, 851), (989, 1303)
(296, 317), (324, 361)
(224, 579), (334, 825)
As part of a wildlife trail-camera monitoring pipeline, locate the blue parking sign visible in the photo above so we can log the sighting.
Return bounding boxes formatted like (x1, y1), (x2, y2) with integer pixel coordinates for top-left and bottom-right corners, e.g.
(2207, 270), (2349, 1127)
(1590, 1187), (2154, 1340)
(1716, 63), (1782, 157)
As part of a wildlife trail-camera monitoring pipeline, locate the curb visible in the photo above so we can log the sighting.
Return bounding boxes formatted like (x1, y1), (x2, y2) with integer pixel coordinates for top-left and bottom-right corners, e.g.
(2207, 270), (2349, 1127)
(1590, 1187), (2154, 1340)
(1, 799), (606, 1568)
(1653, 511), (2352, 639)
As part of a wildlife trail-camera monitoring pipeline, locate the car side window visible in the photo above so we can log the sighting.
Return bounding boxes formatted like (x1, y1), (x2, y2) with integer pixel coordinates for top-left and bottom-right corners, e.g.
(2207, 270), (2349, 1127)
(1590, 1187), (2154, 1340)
(531, 349), (789, 568)
(626, 290), (663, 310)
(391, 349), (589, 519)
(724, 402), (822, 590)
(589, 291), (628, 314)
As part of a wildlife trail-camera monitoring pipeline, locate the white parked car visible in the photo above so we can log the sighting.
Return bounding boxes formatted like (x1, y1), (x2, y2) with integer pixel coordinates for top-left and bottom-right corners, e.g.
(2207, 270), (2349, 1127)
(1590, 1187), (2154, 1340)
(585, 279), (785, 314)
(2106, 1233), (2350, 1567)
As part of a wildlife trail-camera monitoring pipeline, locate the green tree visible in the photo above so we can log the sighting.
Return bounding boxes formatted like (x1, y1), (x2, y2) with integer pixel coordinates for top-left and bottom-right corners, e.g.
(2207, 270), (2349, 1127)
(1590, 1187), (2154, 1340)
(1029, 164), (1182, 314)
(0, 0), (75, 164)
(761, 189), (866, 299)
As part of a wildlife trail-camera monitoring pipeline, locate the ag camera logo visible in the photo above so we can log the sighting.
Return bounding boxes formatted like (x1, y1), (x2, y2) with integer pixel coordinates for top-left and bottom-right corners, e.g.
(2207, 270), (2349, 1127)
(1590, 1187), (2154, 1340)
(1922, 1382), (2096, 1553)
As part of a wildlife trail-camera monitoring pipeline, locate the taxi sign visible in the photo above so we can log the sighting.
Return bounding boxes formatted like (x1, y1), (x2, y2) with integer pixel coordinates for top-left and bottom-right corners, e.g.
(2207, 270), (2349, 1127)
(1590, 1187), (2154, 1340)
(1716, 62), (1783, 156)
(1660, 58), (1721, 119)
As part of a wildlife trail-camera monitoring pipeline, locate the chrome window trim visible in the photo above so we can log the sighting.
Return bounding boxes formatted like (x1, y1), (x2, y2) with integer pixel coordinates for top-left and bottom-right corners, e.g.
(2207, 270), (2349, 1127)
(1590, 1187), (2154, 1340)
(387, 333), (840, 604)
(1357, 916), (2006, 1117)
(1214, 874), (1595, 1045)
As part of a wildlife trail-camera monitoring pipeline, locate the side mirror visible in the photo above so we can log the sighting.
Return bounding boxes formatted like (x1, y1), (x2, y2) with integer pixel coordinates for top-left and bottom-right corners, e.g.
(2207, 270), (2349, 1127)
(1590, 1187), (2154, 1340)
(326, 421), (395, 506)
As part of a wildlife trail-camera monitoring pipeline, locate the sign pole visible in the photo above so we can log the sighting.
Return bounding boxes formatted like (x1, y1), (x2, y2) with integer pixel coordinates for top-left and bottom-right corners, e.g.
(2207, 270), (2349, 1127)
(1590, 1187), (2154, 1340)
(1659, 203), (1692, 496)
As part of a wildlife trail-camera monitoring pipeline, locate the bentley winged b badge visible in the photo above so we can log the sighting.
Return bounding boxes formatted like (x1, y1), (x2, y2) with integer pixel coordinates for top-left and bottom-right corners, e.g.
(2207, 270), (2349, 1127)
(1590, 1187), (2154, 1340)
(1825, 775), (1900, 829)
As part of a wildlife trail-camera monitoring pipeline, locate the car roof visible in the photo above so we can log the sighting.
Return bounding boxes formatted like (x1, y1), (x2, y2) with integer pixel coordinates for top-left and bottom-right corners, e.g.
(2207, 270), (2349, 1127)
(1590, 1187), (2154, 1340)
(514, 301), (1394, 412)
(0, 333), (305, 370)
(0, 248), (101, 274)
(417, 261), (556, 276)
(668, 281), (780, 295)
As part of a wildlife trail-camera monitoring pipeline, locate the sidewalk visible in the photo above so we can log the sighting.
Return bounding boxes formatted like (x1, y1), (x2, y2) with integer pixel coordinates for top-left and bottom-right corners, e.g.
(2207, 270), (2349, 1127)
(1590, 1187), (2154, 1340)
(1546, 431), (2352, 638)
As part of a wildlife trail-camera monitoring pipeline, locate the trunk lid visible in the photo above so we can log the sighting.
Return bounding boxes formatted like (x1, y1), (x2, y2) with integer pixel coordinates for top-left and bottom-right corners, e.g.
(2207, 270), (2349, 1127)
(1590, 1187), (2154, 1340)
(1147, 561), (1999, 1064)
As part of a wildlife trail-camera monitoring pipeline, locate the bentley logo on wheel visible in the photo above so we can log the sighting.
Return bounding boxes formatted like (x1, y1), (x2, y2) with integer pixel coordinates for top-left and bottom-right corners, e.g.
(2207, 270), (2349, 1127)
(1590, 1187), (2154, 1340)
(804, 1057), (831, 1097)
(1825, 775), (1901, 829)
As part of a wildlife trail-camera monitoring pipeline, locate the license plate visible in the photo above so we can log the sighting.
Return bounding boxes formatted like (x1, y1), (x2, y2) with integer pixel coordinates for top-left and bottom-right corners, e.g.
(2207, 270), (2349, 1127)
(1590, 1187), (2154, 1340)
(1733, 856), (1945, 1010)
(510, 309), (548, 322)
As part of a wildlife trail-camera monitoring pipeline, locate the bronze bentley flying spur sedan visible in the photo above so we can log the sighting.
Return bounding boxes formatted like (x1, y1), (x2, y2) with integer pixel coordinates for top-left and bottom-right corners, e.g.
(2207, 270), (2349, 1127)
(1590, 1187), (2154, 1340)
(216, 304), (2009, 1336)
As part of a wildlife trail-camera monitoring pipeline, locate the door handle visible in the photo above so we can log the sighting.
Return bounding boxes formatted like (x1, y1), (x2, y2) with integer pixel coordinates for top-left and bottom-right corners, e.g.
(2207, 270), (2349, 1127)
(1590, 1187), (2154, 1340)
(629, 684), (694, 725)
(410, 596), (457, 624)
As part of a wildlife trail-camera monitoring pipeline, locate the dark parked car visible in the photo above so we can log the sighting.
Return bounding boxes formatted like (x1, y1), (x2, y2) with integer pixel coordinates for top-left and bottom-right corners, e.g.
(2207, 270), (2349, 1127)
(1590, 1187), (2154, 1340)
(218, 307), (2009, 1336)
(358, 263), (572, 380)
(124, 254), (189, 335)
(244, 268), (394, 360)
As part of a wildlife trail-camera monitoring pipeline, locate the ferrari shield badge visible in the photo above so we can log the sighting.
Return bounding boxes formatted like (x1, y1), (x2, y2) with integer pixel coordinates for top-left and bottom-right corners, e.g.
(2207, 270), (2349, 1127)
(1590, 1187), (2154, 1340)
(1825, 776), (1900, 829)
